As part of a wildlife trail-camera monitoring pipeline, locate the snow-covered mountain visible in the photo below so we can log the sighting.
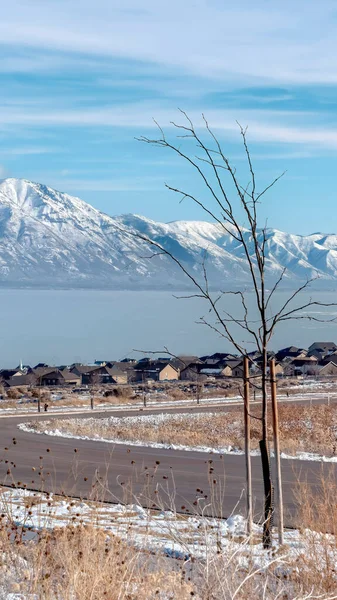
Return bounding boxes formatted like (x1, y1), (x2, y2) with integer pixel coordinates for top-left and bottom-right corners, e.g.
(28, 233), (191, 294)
(0, 177), (336, 290)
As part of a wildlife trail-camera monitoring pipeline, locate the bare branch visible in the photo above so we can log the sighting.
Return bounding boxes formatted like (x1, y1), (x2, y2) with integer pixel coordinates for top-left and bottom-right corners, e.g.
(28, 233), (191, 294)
(265, 268), (287, 309)
(266, 277), (320, 334)
(255, 171), (286, 202)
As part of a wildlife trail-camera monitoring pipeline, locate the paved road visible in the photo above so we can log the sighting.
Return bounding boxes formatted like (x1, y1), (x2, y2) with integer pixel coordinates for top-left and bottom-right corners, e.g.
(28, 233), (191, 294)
(0, 401), (335, 526)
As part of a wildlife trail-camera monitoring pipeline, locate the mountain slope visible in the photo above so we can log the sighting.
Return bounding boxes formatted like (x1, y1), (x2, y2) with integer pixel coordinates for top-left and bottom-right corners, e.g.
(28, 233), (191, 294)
(0, 178), (336, 290)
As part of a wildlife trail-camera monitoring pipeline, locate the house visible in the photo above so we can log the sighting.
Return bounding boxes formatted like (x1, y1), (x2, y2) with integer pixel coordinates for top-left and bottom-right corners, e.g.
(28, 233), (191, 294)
(248, 351), (275, 366)
(275, 346), (307, 361)
(272, 362), (284, 376)
(180, 359), (233, 381)
(120, 358), (137, 364)
(61, 370), (82, 385)
(308, 349), (328, 361)
(95, 366), (128, 385)
(170, 356), (202, 373)
(180, 363), (203, 381)
(27, 367), (56, 384)
(286, 356), (318, 376)
(308, 342), (337, 357)
(81, 366), (110, 385)
(106, 368), (128, 385)
(40, 370), (64, 386)
(229, 360), (245, 378)
(28, 366), (54, 376)
(318, 362), (337, 377)
(222, 357), (280, 379)
(40, 370), (81, 387)
(201, 353), (237, 367)
(76, 365), (129, 385)
(199, 366), (233, 378)
(105, 362), (136, 383)
(70, 364), (99, 384)
(321, 352), (337, 365)
(201, 358), (222, 367)
(0, 368), (24, 382)
(4, 374), (36, 388)
(133, 361), (179, 382)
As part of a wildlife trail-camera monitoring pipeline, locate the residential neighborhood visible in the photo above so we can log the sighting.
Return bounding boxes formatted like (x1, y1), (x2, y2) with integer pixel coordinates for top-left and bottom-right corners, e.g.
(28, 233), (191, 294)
(2, 341), (337, 390)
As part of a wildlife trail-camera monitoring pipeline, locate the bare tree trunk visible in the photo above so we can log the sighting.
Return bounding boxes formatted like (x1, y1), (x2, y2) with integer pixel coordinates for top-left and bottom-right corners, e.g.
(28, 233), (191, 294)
(91, 390), (94, 410)
(270, 358), (284, 545)
(261, 346), (273, 549)
(243, 356), (253, 538)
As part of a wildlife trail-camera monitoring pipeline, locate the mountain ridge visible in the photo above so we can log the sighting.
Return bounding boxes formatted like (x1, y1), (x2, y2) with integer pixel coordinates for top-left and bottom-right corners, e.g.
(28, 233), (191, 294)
(0, 177), (336, 290)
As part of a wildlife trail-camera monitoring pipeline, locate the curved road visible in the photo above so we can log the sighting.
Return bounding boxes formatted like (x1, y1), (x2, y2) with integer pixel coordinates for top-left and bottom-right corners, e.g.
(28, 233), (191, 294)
(0, 402), (335, 525)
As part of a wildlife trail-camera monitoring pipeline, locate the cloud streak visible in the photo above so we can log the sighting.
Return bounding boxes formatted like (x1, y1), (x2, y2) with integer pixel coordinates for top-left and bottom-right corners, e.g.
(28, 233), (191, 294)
(1, 1), (337, 85)
(0, 103), (337, 151)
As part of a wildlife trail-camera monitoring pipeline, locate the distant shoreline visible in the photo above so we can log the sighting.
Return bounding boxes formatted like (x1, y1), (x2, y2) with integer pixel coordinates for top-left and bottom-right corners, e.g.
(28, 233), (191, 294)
(0, 284), (336, 293)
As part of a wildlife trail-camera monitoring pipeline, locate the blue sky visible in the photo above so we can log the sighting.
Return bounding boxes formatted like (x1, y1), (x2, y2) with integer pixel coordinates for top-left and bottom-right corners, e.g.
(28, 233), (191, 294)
(2, 0), (337, 233)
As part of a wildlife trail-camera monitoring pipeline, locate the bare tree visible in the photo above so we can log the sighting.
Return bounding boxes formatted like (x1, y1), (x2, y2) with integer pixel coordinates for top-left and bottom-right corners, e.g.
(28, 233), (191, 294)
(117, 111), (336, 547)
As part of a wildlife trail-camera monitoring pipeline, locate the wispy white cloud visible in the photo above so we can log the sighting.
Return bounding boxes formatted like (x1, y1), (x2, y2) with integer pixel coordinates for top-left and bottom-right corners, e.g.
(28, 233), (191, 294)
(1, 1), (337, 85)
(45, 177), (165, 192)
(0, 147), (62, 156)
(0, 103), (336, 151)
(231, 150), (316, 161)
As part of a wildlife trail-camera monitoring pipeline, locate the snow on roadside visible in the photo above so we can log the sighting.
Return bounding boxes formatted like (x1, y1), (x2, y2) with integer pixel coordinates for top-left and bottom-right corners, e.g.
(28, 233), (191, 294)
(0, 486), (326, 565)
(19, 412), (337, 463)
(0, 394), (243, 417)
(0, 487), (260, 561)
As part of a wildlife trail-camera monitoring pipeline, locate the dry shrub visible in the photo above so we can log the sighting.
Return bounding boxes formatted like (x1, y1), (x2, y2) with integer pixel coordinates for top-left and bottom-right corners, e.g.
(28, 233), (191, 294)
(1, 524), (195, 599)
(6, 388), (21, 400)
(17, 387), (27, 394)
(101, 387), (133, 406)
(169, 388), (187, 400)
(275, 404), (337, 456)
(291, 468), (337, 595)
(107, 386), (132, 399)
(30, 404), (337, 457)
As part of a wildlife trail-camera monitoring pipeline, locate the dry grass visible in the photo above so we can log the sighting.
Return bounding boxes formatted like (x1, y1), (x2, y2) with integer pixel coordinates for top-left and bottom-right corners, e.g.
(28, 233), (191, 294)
(28, 404), (337, 457)
(291, 469), (337, 596)
(0, 523), (196, 599)
(1, 484), (337, 599)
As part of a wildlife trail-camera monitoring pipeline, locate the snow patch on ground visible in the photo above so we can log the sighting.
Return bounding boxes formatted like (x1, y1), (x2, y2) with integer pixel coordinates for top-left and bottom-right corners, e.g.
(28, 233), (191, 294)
(0, 487), (261, 561)
(0, 486), (326, 562)
(0, 484), (337, 598)
(0, 394), (243, 417)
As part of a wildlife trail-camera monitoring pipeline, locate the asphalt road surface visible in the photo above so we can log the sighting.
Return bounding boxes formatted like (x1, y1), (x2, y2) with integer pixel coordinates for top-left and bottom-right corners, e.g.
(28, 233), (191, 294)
(0, 401), (335, 526)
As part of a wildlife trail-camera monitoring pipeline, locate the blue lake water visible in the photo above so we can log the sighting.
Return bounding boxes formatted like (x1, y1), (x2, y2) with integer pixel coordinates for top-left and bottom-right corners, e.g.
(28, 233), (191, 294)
(2, 289), (337, 367)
